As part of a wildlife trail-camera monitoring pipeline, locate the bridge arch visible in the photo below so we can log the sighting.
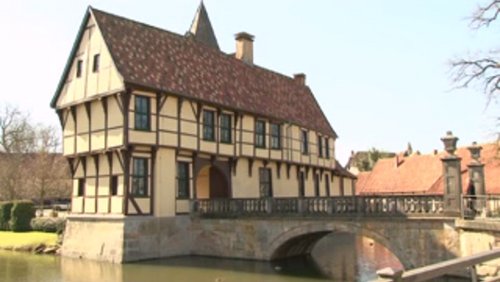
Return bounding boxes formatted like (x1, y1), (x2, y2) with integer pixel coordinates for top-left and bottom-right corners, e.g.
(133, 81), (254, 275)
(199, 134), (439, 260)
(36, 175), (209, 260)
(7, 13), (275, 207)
(266, 221), (413, 269)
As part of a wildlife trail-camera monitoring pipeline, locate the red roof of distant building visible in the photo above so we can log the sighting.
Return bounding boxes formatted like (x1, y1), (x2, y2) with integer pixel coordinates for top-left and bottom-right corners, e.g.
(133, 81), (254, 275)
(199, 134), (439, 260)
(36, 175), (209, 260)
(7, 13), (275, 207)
(356, 143), (500, 195)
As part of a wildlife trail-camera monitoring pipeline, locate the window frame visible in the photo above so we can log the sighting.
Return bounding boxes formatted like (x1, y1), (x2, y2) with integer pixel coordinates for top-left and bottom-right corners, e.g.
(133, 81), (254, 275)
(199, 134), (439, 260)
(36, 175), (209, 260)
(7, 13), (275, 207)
(314, 174), (320, 196)
(325, 174), (331, 196)
(298, 171), (305, 197)
(92, 54), (100, 73)
(110, 175), (118, 196)
(202, 110), (215, 141)
(220, 113), (232, 144)
(176, 162), (190, 199)
(318, 135), (323, 158)
(270, 123), (281, 150)
(301, 130), (309, 155)
(259, 168), (273, 197)
(255, 120), (266, 148)
(131, 158), (149, 197)
(134, 95), (150, 131)
(77, 178), (85, 197)
(76, 59), (83, 78)
(325, 138), (330, 159)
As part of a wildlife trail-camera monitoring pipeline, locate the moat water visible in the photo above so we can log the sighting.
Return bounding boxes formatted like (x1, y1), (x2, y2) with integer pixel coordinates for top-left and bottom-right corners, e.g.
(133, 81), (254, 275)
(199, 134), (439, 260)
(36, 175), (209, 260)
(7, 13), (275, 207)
(0, 234), (403, 282)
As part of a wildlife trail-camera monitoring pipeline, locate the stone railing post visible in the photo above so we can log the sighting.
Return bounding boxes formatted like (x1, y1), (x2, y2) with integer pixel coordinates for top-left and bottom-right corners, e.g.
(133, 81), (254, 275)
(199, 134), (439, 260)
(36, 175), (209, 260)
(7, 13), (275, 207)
(467, 142), (486, 211)
(265, 197), (273, 214)
(440, 131), (463, 217)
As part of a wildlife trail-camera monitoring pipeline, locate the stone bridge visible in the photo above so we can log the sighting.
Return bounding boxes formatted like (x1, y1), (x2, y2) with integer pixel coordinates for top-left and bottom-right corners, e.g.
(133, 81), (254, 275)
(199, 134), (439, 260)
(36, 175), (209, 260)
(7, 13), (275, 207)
(62, 195), (460, 267)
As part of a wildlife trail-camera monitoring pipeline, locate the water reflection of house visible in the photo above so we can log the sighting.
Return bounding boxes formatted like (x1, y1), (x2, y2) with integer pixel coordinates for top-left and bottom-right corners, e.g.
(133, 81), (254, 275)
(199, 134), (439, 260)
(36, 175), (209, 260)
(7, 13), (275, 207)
(356, 143), (500, 195)
(50, 3), (356, 217)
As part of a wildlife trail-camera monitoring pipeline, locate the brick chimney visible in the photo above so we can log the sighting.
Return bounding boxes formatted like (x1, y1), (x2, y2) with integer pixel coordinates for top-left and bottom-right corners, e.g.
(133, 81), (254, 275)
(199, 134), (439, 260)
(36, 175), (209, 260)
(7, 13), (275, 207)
(235, 32), (254, 65)
(294, 73), (306, 86)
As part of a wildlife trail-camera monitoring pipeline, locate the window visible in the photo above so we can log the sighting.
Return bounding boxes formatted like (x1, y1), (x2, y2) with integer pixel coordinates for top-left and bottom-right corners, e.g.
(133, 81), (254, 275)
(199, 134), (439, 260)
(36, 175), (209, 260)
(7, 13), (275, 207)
(301, 130), (309, 155)
(298, 172), (305, 197)
(255, 120), (266, 148)
(318, 135), (323, 158)
(314, 174), (320, 196)
(92, 54), (100, 72)
(325, 138), (330, 159)
(270, 123), (281, 149)
(203, 110), (215, 141)
(134, 96), (150, 130)
(131, 158), (148, 197)
(325, 174), (331, 196)
(76, 59), (83, 78)
(77, 178), (85, 196)
(220, 114), (232, 143)
(177, 162), (190, 199)
(110, 176), (118, 196)
(259, 168), (272, 197)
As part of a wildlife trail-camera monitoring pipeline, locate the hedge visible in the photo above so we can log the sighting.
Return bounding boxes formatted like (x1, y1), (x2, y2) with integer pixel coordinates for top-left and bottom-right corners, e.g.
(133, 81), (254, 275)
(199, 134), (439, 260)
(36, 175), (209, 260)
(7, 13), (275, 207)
(31, 217), (66, 234)
(0, 201), (13, 231)
(9, 201), (35, 232)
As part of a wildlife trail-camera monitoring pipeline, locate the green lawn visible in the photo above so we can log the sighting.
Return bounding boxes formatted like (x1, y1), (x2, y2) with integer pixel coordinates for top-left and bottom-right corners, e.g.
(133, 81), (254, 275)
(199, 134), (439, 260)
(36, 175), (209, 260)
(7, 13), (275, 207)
(0, 231), (58, 248)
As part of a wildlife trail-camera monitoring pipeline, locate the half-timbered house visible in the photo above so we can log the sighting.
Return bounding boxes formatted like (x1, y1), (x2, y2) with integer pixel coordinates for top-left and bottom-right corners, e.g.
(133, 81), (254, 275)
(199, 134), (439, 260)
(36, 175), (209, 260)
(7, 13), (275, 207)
(52, 3), (355, 262)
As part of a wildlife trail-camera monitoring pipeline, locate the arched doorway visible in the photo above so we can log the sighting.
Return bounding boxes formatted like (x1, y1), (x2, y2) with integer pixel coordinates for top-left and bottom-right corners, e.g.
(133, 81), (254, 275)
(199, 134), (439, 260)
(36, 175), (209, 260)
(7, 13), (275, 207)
(196, 165), (230, 199)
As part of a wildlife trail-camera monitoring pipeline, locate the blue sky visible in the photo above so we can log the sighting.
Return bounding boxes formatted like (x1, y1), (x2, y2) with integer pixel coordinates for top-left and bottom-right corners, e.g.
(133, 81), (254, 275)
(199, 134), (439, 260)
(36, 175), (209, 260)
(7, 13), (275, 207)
(0, 0), (497, 163)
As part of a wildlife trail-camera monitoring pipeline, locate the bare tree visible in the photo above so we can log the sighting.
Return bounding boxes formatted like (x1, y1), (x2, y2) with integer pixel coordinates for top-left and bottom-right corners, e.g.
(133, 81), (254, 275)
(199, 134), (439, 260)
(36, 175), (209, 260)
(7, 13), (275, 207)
(451, 1), (500, 104)
(0, 105), (36, 200)
(0, 105), (70, 203)
(26, 125), (71, 211)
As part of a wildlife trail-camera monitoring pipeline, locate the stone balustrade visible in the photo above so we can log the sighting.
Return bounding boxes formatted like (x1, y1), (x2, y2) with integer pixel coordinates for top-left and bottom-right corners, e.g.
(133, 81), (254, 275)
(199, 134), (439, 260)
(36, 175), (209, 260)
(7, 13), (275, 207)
(192, 195), (445, 218)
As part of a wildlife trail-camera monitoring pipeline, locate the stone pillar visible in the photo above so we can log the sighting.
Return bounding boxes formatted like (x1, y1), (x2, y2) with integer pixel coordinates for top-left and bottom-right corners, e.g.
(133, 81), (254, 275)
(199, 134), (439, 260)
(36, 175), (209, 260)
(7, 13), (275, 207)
(467, 142), (486, 212)
(440, 131), (463, 217)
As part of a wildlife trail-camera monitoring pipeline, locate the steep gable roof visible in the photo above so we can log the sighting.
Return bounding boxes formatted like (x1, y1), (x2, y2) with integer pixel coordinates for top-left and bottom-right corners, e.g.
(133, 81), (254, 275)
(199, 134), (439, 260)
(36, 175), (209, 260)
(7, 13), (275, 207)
(188, 2), (219, 50)
(52, 7), (336, 137)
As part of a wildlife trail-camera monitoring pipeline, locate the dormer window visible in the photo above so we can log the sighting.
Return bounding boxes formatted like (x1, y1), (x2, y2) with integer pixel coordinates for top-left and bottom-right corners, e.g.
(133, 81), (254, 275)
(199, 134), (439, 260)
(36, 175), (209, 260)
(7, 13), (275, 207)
(92, 54), (100, 72)
(76, 59), (83, 78)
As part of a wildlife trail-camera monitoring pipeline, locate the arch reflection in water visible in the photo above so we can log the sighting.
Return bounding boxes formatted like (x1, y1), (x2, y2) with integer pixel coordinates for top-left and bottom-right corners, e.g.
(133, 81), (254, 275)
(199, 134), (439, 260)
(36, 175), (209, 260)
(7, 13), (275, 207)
(310, 233), (404, 281)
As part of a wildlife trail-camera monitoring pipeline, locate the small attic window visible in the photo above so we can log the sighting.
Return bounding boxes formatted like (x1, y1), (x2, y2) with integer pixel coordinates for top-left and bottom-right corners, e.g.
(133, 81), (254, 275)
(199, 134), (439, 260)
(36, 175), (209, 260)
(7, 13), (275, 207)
(76, 59), (83, 78)
(92, 54), (100, 72)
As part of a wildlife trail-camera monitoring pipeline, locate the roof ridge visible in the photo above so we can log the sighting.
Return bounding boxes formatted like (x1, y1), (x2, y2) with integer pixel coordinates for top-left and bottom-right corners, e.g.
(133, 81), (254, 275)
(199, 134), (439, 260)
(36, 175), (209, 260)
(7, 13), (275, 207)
(90, 7), (187, 42)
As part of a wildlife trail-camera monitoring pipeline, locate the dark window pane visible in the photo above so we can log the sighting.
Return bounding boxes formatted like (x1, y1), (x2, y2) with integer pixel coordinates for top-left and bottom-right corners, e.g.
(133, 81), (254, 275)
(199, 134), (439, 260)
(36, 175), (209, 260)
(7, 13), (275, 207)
(325, 138), (330, 159)
(318, 135), (323, 158)
(255, 120), (266, 148)
(203, 110), (215, 141)
(298, 172), (305, 197)
(271, 123), (281, 149)
(76, 60), (83, 78)
(314, 174), (320, 196)
(135, 96), (150, 130)
(220, 114), (232, 143)
(301, 130), (309, 154)
(110, 176), (118, 196)
(259, 168), (272, 197)
(93, 54), (100, 72)
(177, 162), (190, 199)
(132, 158), (148, 197)
(77, 178), (85, 196)
(325, 174), (330, 196)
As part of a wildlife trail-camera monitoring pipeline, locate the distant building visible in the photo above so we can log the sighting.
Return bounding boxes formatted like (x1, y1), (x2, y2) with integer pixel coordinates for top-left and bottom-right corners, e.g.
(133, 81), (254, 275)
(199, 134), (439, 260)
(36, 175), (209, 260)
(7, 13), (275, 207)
(50, 3), (355, 217)
(346, 150), (396, 175)
(356, 142), (500, 195)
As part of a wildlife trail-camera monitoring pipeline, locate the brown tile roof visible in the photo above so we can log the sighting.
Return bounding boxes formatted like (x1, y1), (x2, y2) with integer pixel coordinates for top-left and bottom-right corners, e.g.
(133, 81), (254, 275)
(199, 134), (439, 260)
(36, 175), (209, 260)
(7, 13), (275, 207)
(357, 143), (500, 195)
(84, 8), (336, 137)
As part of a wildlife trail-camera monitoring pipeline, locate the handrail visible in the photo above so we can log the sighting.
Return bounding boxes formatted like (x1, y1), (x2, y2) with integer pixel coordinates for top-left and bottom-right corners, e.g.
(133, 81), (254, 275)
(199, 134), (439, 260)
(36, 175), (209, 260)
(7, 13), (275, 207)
(462, 195), (500, 219)
(191, 195), (444, 218)
(374, 248), (500, 282)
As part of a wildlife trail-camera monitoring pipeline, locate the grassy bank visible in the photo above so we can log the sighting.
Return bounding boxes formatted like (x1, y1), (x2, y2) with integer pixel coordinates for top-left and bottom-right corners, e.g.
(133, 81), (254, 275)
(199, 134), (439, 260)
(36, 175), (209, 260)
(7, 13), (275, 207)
(0, 231), (58, 250)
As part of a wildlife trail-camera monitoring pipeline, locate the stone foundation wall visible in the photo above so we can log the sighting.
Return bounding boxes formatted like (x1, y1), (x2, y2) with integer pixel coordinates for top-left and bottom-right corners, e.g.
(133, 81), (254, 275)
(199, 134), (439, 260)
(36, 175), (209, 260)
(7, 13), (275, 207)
(62, 215), (461, 268)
